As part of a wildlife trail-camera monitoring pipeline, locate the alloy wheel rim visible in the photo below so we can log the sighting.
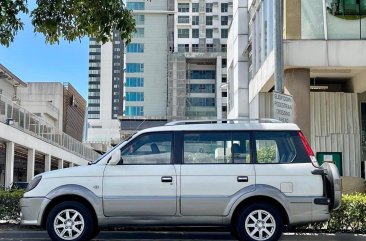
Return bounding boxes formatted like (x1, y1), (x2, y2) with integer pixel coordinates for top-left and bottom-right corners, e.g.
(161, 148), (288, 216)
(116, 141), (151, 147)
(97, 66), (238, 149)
(245, 209), (276, 241)
(53, 209), (85, 240)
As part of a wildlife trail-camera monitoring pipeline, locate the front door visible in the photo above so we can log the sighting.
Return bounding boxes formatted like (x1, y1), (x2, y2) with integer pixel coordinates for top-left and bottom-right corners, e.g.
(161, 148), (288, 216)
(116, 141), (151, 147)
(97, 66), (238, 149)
(103, 132), (177, 216)
(180, 131), (255, 216)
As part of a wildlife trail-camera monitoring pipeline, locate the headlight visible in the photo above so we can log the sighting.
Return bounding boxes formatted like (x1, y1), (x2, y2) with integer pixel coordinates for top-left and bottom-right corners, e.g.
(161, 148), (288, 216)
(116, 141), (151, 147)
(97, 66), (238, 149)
(25, 175), (42, 192)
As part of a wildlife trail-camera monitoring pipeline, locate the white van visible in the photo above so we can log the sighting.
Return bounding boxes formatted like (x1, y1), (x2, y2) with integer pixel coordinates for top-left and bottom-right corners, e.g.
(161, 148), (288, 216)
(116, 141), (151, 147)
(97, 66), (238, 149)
(21, 119), (341, 241)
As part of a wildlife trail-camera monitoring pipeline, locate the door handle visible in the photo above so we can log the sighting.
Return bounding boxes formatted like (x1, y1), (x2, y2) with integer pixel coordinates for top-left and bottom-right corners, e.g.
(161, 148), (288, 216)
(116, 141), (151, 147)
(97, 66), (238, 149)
(161, 176), (173, 182)
(237, 176), (249, 182)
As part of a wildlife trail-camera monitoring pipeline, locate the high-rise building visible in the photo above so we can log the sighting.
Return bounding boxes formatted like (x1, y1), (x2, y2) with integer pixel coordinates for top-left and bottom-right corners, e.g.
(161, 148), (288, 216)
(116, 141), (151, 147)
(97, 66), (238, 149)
(87, 31), (124, 145)
(167, 0), (232, 120)
(87, 0), (233, 144)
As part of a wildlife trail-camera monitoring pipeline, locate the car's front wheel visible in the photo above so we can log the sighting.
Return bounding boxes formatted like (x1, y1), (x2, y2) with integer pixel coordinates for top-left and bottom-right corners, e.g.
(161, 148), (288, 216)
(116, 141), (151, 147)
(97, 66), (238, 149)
(46, 201), (94, 241)
(234, 203), (283, 241)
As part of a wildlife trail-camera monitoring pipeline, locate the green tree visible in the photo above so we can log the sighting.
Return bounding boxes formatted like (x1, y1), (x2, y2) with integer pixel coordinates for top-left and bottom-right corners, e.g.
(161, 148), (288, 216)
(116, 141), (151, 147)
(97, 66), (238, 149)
(0, 0), (136, 47)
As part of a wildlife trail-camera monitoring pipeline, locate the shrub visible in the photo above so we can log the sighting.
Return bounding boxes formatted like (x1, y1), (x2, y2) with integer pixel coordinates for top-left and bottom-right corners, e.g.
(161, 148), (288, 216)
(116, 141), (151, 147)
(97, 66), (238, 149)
(297, 193), (366, 233)
(0, 189), (25, 223)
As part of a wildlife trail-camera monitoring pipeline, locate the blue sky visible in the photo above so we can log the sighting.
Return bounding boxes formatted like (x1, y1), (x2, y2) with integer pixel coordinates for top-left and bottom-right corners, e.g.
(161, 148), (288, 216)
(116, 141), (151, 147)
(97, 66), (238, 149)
(0, 4), (89, 99)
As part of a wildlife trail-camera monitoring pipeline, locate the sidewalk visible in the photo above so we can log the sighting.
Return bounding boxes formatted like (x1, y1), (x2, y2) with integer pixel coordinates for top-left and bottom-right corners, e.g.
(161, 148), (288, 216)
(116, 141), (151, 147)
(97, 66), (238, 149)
(282, 233), (366, 241)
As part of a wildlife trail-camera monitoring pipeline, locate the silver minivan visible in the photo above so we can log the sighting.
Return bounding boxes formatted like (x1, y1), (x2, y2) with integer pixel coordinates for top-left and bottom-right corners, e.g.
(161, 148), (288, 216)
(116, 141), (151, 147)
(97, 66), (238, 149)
(21, 120), (341, 241)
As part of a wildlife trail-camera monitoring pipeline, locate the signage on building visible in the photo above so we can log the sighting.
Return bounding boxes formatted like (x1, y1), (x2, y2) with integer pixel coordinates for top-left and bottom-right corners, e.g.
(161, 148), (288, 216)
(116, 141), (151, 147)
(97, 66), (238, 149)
(273, 91), (293, 123)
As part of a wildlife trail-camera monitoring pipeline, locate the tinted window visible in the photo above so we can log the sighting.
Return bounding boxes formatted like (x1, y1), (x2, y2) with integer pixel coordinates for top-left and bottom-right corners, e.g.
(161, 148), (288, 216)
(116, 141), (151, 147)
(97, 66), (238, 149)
(183, 132), (251, 164)
(254, 131), (296, 164)
(121, 133), (172, 165)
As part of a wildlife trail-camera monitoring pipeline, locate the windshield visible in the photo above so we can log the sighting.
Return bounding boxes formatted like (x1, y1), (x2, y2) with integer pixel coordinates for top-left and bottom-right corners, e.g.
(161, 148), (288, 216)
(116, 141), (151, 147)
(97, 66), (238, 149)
(90, 134), (135, 164)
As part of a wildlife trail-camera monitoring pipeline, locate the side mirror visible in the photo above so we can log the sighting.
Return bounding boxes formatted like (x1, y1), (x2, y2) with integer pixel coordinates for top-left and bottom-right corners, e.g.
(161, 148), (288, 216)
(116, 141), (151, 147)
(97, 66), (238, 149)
(109, 151), (121, 165)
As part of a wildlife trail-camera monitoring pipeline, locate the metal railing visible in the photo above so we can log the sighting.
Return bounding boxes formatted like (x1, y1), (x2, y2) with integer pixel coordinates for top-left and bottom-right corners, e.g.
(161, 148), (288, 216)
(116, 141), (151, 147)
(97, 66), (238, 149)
(0, 95), (99, 161)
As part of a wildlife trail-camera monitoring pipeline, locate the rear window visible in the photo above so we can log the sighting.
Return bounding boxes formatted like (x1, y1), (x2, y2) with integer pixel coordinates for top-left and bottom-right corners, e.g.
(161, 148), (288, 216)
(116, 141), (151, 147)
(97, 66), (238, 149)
(254, 131), (310, 164)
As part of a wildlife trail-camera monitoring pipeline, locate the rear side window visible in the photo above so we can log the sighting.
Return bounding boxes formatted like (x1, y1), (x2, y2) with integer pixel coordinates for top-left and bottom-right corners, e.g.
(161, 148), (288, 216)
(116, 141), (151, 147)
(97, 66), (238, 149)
(183, 132), (251, 164)
(254, 131), (296, 164)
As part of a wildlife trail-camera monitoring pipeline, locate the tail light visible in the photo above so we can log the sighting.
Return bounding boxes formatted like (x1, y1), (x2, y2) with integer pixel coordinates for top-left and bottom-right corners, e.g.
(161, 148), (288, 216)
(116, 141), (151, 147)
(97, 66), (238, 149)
(298, 131), (319, 168)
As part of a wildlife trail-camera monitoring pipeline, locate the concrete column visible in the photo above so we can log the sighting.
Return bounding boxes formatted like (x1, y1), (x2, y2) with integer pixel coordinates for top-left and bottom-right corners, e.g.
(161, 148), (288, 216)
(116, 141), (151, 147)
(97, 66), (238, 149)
(5, 142), (14, 188)
(58, 159), (63, 169)
(216, 56), (223, 119)
(26, 149), (35, 182)
(284, 68), (311, 139)
(45, 154), (51, 172)
(70, 163), (74, 168)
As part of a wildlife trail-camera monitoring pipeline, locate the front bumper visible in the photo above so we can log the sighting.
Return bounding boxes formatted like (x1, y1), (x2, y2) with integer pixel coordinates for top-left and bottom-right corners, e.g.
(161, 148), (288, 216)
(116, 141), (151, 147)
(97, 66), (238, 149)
(20, 197), (50, 226)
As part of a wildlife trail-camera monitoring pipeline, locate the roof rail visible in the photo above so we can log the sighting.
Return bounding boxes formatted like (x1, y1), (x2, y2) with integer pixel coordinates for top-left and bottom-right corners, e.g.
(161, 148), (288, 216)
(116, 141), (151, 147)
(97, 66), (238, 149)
(165, 118), (282, 126)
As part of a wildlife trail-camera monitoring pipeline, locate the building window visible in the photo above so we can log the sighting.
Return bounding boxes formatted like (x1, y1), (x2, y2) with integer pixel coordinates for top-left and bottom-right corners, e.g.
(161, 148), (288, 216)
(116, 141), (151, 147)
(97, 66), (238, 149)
(188, 84), (215, 93)
(126, 63), (144, 73)
(134, 15), (145, 25)
(88, 91), (100, 97)
(192, 16), (199, 25)
(206, 44), (214, 52)
(221, 28), (228, 38)
(88, 114), (100, 119)
(221, 16), (228, 25)
(88, 99), (100, 104)
(127, 43), (144, 53)
(178, 44), (190, 52)
(126, 92), (144, 101)
(178, 16), (190, 23)
(89, 70), (100, 75)
(187, 98), (216, 107)
(192, 44), (199, 52)
(222, 58), (227, 68)
(178, 28), (190, 38)
(192, 28), (199, 38)
(221, 3), (228, 12)
(127, 2), (145, 10)
(190, 70), (216, 79)
(133, 28), (144, 38)
(192, 3), (199, 12)
(126, 77), (144, 87)
(88, 106), (100, 111)
(206, 3), (213, 12)
(206, 16), (213, 25)
(178, 3), (190, 12)
(125, 106), (144, 116)
(221, 44), (227, 52)
(206, 29), (213, 38)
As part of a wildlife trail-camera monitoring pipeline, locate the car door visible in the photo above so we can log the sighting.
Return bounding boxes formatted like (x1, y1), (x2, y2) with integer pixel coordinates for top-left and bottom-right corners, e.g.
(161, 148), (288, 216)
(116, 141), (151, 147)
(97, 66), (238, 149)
(103, 132), (177, 216)
(180, 131), (256, 216)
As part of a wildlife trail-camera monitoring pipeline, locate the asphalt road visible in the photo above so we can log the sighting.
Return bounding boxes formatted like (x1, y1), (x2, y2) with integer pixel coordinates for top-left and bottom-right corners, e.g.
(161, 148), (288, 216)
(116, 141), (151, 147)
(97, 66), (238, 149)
(0, 231), (365, 241)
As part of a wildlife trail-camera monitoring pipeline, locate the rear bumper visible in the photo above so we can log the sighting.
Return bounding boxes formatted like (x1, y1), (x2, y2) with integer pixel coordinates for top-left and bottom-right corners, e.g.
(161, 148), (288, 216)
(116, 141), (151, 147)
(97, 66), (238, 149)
(20, 197), (50, 226)
(288, 197), (330, 226)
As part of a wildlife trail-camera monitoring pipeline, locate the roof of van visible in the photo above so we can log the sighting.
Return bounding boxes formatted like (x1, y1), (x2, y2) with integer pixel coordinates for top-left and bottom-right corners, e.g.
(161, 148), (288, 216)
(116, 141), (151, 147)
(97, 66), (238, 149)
(137, 121), (300, 135)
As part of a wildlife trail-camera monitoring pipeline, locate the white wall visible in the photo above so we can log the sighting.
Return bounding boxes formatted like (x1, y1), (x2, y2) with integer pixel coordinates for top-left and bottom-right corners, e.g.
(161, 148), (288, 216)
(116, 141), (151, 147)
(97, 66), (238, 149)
(18, 83), (64, 130)
(227, 0), (249, 119)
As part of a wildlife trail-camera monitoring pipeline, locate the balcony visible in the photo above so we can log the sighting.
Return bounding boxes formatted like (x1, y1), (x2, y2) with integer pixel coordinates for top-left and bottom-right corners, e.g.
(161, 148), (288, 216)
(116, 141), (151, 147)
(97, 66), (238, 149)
(0, 94), (99, 161)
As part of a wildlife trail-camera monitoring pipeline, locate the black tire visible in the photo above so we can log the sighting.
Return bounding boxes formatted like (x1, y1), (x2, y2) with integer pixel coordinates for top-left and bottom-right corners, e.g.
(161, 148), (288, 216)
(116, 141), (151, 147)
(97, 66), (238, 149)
(91, 228), (101, 239)
(234, 203), (283, 241)
(46, 201), (95, 241)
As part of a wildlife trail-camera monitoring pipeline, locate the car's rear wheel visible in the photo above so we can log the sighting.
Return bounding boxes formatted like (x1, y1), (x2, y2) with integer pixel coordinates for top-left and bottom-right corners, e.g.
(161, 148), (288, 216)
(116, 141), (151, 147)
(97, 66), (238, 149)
(234, 203), (283, 241)
(46, 201), (94, 241)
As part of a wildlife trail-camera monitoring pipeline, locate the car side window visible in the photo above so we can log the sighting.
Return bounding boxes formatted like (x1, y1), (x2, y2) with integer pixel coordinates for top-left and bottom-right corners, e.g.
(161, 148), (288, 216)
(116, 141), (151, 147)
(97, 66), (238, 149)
(120, 133), (172, 165)
(183, 132), (251, 164)
(255, 131), (296, 164)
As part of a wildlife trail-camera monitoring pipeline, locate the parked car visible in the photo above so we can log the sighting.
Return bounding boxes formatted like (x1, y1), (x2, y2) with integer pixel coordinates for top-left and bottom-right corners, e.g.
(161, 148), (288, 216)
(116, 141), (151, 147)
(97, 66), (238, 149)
(20, 119), (341, 241)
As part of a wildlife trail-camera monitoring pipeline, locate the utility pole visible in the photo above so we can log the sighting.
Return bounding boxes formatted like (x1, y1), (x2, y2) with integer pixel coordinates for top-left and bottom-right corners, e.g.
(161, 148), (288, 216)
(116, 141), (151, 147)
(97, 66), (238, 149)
(273, 0), (293, 123)
(274, 0), (284, 93)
